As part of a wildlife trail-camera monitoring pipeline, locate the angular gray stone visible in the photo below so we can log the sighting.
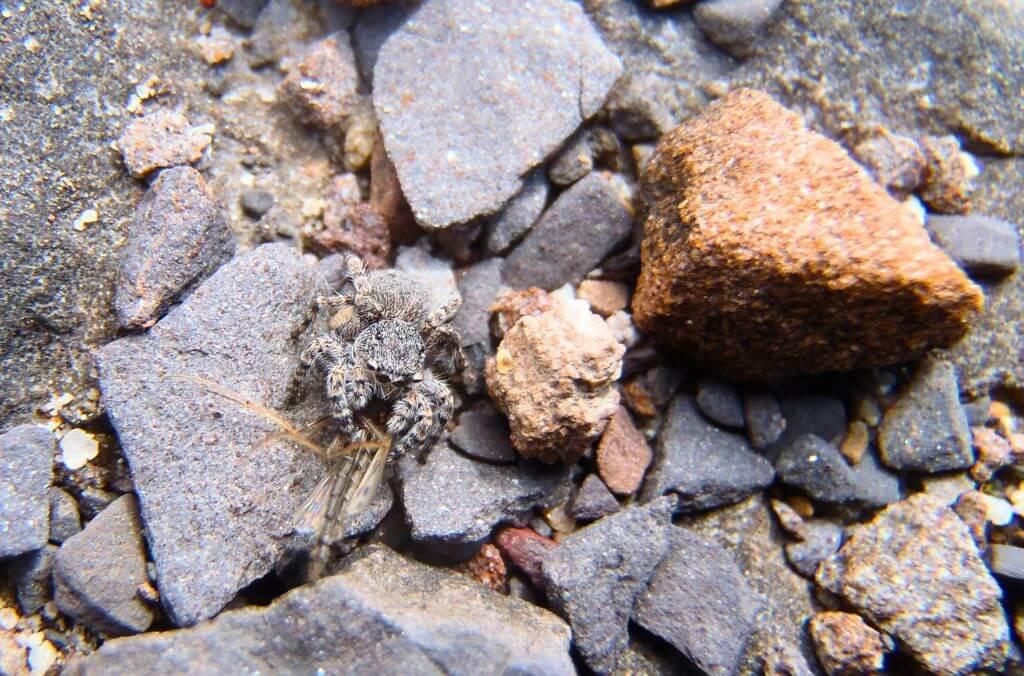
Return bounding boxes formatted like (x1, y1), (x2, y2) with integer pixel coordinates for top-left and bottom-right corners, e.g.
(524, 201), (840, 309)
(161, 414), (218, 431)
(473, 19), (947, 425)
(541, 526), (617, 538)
(926, 214), (1021, 278)
(503, 172), (634, 290)
(548, 130), (594, 187)
(49, 487), (81, 544)
(744, 392), (786, 449)
(373, 0), (622, 229)
(484, 171), (550, 255)
(240, 190), (274, 218)
(449, 402), (516, 465)
(765, 395), (847, 463)
(0, 424), (53, 558)
(784, 520), (843, 579)
(453, 258), (505, 350)
(696, 377), (745, 429)
(54, 495), (153, 636)
(849, 447), (903, 508)
(11, 544), (57, 614)
(642, 395), (774, 512)
(352, 3), (414, 87)
(775, 434), (858, 504)
(115, 167), (234, 329)
(694, 0), (784, 58)
(568, 474), (620, 523)
(96, 244), (325, 626)
(68, 546), (574, 676)
(398, 444), (569, 551)
(541, 497), (675, 674)
(878, 359), (973, 472)
(634, 527), (759, 676)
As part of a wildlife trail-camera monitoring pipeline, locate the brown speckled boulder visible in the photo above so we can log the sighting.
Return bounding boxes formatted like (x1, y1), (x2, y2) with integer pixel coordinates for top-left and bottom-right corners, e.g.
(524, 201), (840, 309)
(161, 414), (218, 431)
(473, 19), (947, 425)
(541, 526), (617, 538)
(632, 89), (982, 382)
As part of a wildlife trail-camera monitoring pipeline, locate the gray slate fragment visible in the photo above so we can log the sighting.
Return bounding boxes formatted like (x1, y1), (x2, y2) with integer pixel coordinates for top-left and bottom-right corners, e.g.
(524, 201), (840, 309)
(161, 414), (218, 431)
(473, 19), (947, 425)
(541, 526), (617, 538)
(503, 172), (634, 290)
(69, 546), (574, 676)
(694, 0), (783, 58)
(49, 487), (81, 544)
(878, 359), (973, 472)
(373, 0), (622, 230)
(568, 474), (620, 522)
(927, 214), (1021, 278)
(642, 395), (774, 512)
(848, 447), (903, 508)
(398, 444), (569, 551)
(775, 434), (858, 504)
(744, 392), (786, 449)
(0, 424), (53, 558)
(634, 527), (759, 676)
(696, 377), (745, 429)
(11, 544), (57, 614)
(785, 520), (843, 579)
(97, 244), (324, 626)
(115, 167), (234, 329)
(484, 171), (549, 255)
(541, 497), (675, 674)
(548, 130), (594, 187)
(449, 402), (516, 465)
(765, 395), (846, 463)
(54, 495), (153, 635)
(240, 190), (274, 218)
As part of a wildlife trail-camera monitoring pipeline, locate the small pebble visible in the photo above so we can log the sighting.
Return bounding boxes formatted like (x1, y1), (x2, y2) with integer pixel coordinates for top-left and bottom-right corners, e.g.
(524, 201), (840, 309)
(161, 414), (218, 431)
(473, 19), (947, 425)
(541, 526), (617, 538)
(776, 434), (858, 504)
(59, 429), (98, 470)
(989, 544), (1024, 582)
(240, 190), (274, 218)
(548, 130), (594, 187)
(695, 377), (745, 429)
(49, 488), (81, 544)
(809, 611), (888, 676)
(926, 214), (1021, 278)
(839, 421), (869, 465)
(567, 474), (619, 523)
(744, 392), (786, 449)
(971, 427), (1012, 482)
(577, 279), (629, 318)
(494, 526), (557, 590)
(596, 407), (653, 496)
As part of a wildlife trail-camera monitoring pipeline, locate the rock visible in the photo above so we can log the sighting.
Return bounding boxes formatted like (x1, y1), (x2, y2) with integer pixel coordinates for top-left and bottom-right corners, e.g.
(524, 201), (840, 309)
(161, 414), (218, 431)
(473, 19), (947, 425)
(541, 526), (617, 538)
(919, 135), (975, 215)
(838, 421), (869, 465)
(634, 526), (759, 676)
(763, 643), (817, 676)
(239, 189), (274, 218)
(116, 110), (212, 179)
(785, 520), (843, 579)
(11, 545), (57, 614)
(989, 544), (1024, 584)
(817, 493), (1009, 675)
(483, 171), (549, 255)
(541, 497), (675, 674)
(971, 427), (1013, 482)
(927, 214), (1021, 279)
(695, 377), (745, 429)
(488, 287), (557, 342)
(765, 395), (847, 463)
(632, 89), (982, 382)
(68, 546), (574, 675)
(449, 402), (516, 465)
(577, 280), (629, 318)
(453, 258), (505, 351)
(461, 543), (508, 593)
(848, 448), (903, 508)
(503, 172), (634, 290)
(369, 142), (420, 244)
(394, 246), (460, 313)
(0, 424), (53, 558)
(548, 131), (594, 187)
(808, 611), (888, 676)
(776, 435), (858, 505)
(216, 0), (268, 27)
(596, 406), (653, 496)
(114, 167), (234, 329)
(693, 0), (783, 58)
(48, 487), (81, 544)
(852, 131), (927, 196)
(77, 487), (119, 521)
(568, 474), (620, 522)
(96, 244), (325, 626)
(398, 444), (568, 552)
(311, 200), (392, 270)
(744, 392), (786, 449)
(279, 32), (361, 130)
(495, 526), (557, 590)
(642, 395), (774, 512)
(878, 359), (973, 472)
(53, 495), (153, 635)
(486, 297), (624, 464)
(373, 0), (621, 230)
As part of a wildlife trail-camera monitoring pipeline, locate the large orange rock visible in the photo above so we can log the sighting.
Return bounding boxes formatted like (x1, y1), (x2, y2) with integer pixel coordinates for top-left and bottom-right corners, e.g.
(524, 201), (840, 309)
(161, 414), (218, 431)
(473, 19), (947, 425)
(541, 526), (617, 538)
(632, 89), (982, 382)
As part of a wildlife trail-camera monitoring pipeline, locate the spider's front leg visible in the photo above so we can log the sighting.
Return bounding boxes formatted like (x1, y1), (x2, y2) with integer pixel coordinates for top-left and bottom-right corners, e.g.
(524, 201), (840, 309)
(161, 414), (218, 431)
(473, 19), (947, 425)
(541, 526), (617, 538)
(426, 323), (465, 376)
(321, 343), (375, 437)
(387, 373), (453, 457)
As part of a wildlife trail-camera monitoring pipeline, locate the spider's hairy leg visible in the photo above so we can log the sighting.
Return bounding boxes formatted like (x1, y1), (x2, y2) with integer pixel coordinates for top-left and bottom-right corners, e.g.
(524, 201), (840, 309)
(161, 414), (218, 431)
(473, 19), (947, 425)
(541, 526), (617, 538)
(388, 372), (454, 456)
(301, 333), (347, 369)
(424, 294), (462, 330)
(426, 323), (465, 376)
(325, 343), (374, 431)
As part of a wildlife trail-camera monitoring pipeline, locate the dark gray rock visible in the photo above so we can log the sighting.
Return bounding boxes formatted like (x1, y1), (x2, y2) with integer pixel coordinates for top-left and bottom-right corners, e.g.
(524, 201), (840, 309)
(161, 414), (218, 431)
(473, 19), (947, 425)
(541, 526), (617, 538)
(744, 392), (786, 449)
(694, 0), (784, 58)
(352, 4), (414, 86)
(642, 395), (774, 512)
(69, 545), (574, 676)
(484, 171), (549, 255)
(765, 395), (846, 463)
(11, 544), (57, 614)
(49, 487), (81, 544)
(696, 377), (745, 429)
(785, 520), (843, 579)
(449, 402), (516, 465)
(503, 172), (634, 290)
(634, 527), (760, 676)
(115, 167), (234, 329)
(373, 0), (621, 230)
(96, 244), (325, 626)
(453, 258), (505, 350)
(849, 447), (903, 508)
(240, 190), (274, 218)
(398, 444), (569, 551)
(927, 214), (1021, 278)
(775, 434), (858, 504)
(54, 495), (153, 635)
(878, 359), (973, 472)
(216, 0), (268, 27)
(78, 487), (120, 521)
(568, 474), (620, 522)
(0, 424), (53, 558)
(548, 130), (594, 187)
(541, 497), (675, 674)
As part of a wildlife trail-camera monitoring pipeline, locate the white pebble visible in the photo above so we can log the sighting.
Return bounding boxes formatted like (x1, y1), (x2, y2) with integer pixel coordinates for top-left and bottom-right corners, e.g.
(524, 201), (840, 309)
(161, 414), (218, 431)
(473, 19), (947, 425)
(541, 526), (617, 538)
(60, 428), (99, 470)
(981, 494), (1014, 526)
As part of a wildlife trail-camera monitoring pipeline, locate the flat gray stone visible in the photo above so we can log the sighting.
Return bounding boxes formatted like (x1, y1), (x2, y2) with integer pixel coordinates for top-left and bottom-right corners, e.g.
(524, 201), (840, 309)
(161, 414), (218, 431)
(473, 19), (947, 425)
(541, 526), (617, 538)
(503, 172), (634, 290)
(453, 258), (505, 350)
(927, 213), (1021, 278)
(0, 424), (53, 558)
(54, 495), (153, 635)
(548, 130), (594, 187)
(96, 244), (325, 626)
(449, 402), (516, 465)
(567, 474), (620, 522)
(642, 395), (774, 512)
(68, 545), (574, 676)
(11, 544), (57, 614)
(374, 0), (621, 230)
(744, 392), (785, 449)
(775, 434), (858, 504)
(849, 447), (903, 508)
(484, 171), (549, 255)
(694, 0), (784, 58)
(541, 497), (675, 674)
(696, 377), (745, 429)
(49, 487), (82, 544)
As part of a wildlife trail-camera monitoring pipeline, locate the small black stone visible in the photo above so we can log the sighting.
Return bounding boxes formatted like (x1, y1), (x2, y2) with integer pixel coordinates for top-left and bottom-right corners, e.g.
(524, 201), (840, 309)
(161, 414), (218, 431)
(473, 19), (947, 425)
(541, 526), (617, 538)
(11, 545), (58, 614)
(744, 392), (785, 449)
(449, 402), (517, 464)
(696, 377), (745, 429)
(240, 190), (275, 218)
(568, 474), (620, 522)
(775, 434), (858, 504)
(765, 395), (846, 463)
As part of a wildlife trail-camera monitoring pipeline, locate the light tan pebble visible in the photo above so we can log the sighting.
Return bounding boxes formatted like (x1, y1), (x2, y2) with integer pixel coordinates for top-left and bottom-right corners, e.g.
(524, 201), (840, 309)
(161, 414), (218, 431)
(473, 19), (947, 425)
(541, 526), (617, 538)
(26, 635), (57, 675)
(0, 607), (19, 630)
(785, 494), (815, 519)
(855, 397), (882, 426)
(196, 27), (234, 65)
(544, 503), (576, 534)
(770, 498), (807, 539)
(72, 208), (98, 232)
(577, 279), (630, 318)
(59, 428), (98, 470)
(839, 421), (870, 465)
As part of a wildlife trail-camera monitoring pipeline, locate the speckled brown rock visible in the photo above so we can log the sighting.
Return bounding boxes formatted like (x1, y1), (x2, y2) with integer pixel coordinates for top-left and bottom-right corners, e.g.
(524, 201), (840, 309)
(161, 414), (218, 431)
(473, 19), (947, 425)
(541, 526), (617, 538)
(808, 611), (888, 676)
(817, 493), (1009, 675)
(632, 89), (982, 382)
(489, 287), (556, 342)
(486, 297), (624, 464)
(920, 135), (974, 215)
(853, 130), (926, 196)
(279, 32), (361, 130)
(596, 407), (653, 496)
(460, 544), (508, 594)
(116, 110), (212, 179)
(307, 175), (391, 268)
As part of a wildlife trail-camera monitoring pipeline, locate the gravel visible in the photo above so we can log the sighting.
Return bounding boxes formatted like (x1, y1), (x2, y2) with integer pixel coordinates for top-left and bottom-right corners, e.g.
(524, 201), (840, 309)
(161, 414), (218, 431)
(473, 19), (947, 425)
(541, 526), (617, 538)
(278, 31), (361, 129)
(808, 611), (889, 676)
(765, 395), (846, 463)
(596, 406), (654, 496)
(240, 190), (274, 218)
(926, 213), (1021, 278)
(695, 377), (745, 429)
(784, 520), (844, 579)
(775, 434), (858, 504)
(48, 487), (81, 545)
(11, 544), (57, 614)
(483, 171), (549, 255)
(693, 0), (783, 58)
(567, 474), (620, 522)
(452, 258), (505, 352)
(115, 110), (213, 179)
(988, 544), (1024, 584)
(547, 130), (594, 187)
(448, 402), (517, 465)
(0, 424), (53, 559)
(744, 392), (786, 449)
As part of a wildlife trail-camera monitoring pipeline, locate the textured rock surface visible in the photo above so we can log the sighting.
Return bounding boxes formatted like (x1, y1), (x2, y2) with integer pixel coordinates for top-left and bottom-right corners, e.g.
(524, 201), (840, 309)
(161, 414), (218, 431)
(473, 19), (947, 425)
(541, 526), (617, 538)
(449, 402), (516, 465)
(765, 395), (846, 463)
(927, 214), (1021, 279)
(49, 487), (82, 544)
(0, 424), (53, 558)
(486, 297), (624, 464)
(785, 520), (843, 579)
(483, 171), (549, 255)
(634, 527), (759, 676)
(694, 0), (783, 58)
(808, 611), (888, 676)
(373, 0), (621, 229)
(541, 498), (674, 674)
(596, 407), (653, 496)
(394, 246), (460, 314)
(69, 546), (574, 676)
(695, 377), (745, 429)
(54, 495), (154, 636)
(502, 172), (634, 291)
(744, 392), (786, 449)
(11, 544), (57, 614)
(578, 280), (630, 318)
(495, 526), (557, 590)
(116, 110), (212, 178)
(642, 395), (774, 512)
(568, 474), (620, 522)
(817, 493), (1009, 674)
(114, 167), (234, 329)
(279, 32), (361, 129)
(775, 435), (858, 505)
(632, 89), (982, 382)
(97, 245), (324, 625)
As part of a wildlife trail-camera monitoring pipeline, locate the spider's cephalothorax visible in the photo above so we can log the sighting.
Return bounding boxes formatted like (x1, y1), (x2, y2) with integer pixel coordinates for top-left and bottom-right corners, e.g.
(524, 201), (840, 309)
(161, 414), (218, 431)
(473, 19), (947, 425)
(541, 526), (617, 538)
(301, 256), (463, 456)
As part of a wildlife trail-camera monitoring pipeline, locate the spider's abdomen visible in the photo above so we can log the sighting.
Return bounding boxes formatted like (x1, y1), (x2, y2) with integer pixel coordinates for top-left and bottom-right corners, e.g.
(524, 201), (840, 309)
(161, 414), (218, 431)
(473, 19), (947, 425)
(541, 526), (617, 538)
(363, 270), (430, 323)
(353, 319), (425, 383)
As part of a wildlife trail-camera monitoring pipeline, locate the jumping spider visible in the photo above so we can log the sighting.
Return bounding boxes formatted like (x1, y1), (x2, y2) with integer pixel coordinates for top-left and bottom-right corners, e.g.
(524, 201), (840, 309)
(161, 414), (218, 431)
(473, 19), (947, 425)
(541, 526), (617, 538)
(301, 255), (463, 457)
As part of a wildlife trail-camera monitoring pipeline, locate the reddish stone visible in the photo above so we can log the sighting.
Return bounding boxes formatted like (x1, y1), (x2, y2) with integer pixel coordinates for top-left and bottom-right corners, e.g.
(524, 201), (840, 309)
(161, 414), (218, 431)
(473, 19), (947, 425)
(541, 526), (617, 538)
(596, 407), (653, 496)
(279, 33), (361, 130)
(808, 611), (888, 676)
(461, 543), (508, 594)
(495, 527), (557, 590)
